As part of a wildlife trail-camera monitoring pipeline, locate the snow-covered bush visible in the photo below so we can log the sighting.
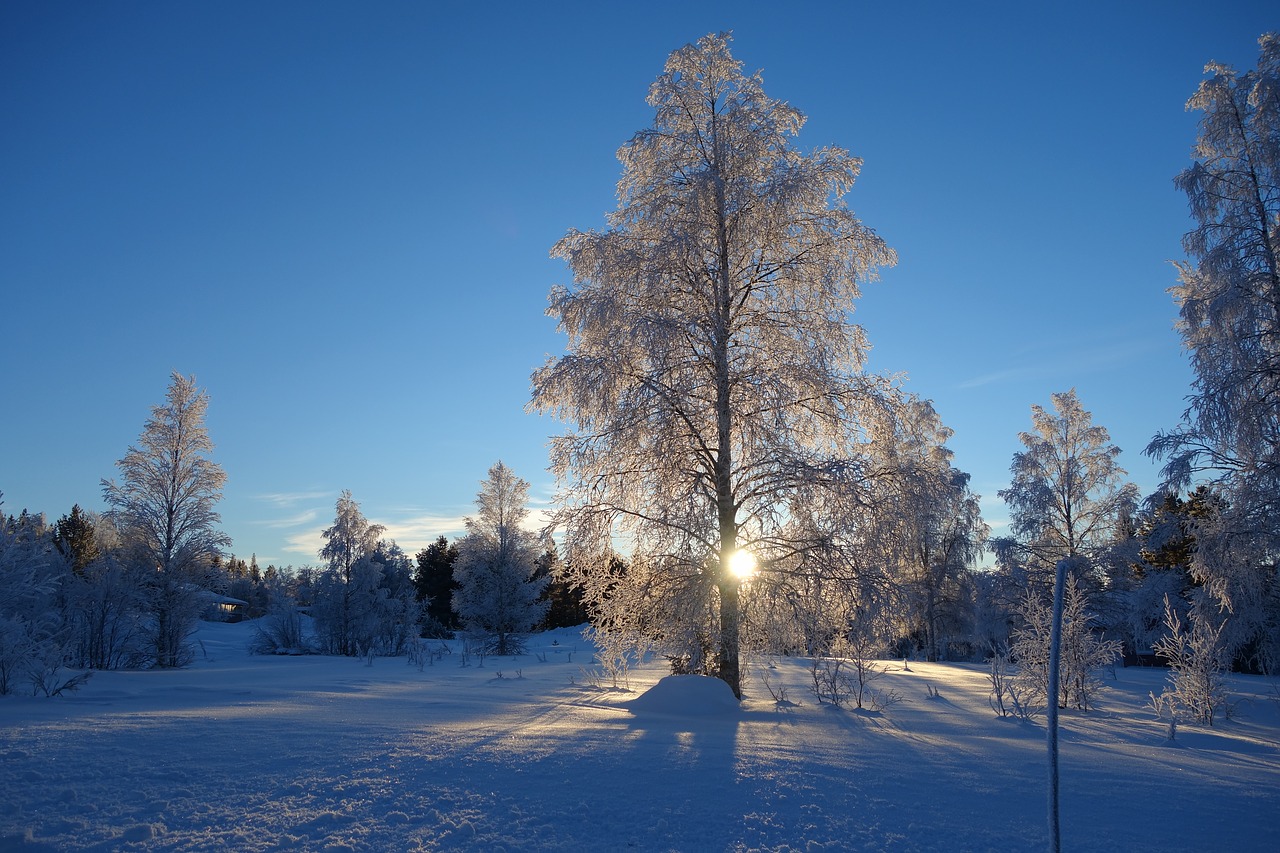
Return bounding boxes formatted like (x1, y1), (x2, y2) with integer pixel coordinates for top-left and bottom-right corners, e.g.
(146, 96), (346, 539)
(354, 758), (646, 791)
(1153, 595), (1230, 726)
(987, 643), (1015, 717)
(0, 503), (86, 696)
(65, 554), (148, 670)
(582, 623), (643, 690)
(987, 642), (1038, 719)
(461, 630), (489, 666)
(809, 655), (853, 707)
(759, 665), (790, 704)
(249, 602), (309, 655)
(368, 543), (422, 656)
(808, 635), (898, 711)
(1148, 689), (1179, 740)
(1012, 575), (1120, 711)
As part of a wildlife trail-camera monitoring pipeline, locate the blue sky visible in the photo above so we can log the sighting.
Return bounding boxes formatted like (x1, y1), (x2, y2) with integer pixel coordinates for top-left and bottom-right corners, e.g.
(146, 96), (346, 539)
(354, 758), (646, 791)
(2, 1), (1274, 567)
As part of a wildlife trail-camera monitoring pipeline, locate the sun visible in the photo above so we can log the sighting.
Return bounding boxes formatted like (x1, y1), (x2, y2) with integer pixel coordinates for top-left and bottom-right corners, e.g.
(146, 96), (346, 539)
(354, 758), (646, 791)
(728, 548), (756, 580)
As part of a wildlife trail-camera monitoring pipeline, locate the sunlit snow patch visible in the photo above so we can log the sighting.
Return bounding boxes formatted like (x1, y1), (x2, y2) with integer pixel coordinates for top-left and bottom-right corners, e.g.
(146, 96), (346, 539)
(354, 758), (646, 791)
(623, 674), (741, 717)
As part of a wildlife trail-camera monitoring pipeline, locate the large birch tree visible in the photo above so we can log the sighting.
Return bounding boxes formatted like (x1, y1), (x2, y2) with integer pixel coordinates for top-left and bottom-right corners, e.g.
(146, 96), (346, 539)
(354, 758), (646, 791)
(530, 33), (899, 698)
(1148, 33), (1280, 671)
(102, 372), (230, 667)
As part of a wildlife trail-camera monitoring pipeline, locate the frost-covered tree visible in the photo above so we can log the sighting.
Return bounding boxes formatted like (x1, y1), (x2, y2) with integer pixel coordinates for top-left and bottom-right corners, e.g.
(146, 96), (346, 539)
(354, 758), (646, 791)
(311, 549), (417, 658)
(315, 491), (385, 656)
(529, 32), (899, 698)
(102, 372), (230, 668)
(1150, 33), (1280, 504)
(995, 389), (1139, 593)
(1148, 34), (1280, 674)
(321, 491), (385, 585)
(872, 400), (987, 661)
(994, 390), (1134, 845)
(368, 540), (423, 656)
(0, 499), (93, 696)
(452, 461), (548, 655)
(895, 476), (984, 661)
(1113, 489), (1212, 660)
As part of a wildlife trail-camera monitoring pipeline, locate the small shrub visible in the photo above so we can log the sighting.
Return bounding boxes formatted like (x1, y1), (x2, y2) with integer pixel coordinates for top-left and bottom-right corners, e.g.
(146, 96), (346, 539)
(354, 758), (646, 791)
(1011, 577), (1119, 712)
(1148, 689), (1178, 740)
(868, 686), (903, 711)
(585, 625), (640, 690)
(810, 635), (892, 711)
(248, 605), (309, 655)
(760, 667), (789, 704)
(809, 656), (850, 707)
(32, 667), (92, 698)
(1154, 596), (1229, 726)
(988, 643), (1040, 720)
(406, 639), (428, 671)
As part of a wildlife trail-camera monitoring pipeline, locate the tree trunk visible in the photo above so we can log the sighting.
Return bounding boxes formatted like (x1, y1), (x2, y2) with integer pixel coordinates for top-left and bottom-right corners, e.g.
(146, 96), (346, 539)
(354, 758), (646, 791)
(718, 578), (742, 698)
(1047, 557), (1068, 853)
(709, 149), (745, 700)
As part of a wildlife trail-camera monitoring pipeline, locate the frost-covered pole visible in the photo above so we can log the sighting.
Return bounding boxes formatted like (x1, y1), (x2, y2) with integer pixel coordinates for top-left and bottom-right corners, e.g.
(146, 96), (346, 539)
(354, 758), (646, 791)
(1046, 556), (1069, 853)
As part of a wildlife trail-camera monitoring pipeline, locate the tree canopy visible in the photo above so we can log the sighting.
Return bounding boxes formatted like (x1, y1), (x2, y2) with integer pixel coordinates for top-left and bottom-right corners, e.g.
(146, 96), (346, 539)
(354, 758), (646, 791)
(996, 389), (1138, 588)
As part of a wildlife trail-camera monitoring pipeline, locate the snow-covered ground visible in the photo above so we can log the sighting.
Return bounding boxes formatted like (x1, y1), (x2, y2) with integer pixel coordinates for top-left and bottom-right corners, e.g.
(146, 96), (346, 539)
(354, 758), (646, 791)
(2, 620), (1277, 852)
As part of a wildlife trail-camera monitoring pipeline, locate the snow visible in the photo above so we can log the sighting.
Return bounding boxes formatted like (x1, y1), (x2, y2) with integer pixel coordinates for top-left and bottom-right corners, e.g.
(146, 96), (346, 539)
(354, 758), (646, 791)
(624, 675), (741, 717)
(2, 621), (1277, 851)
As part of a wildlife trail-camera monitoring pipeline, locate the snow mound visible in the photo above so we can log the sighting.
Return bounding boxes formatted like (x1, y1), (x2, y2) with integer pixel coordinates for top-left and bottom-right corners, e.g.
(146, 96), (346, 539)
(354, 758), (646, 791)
(624, 675), (741, 717)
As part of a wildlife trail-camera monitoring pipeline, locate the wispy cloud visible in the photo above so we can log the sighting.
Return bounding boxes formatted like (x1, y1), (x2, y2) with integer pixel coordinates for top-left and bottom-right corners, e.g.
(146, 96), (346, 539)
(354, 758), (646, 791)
(958, 336), (1165, 390)
(267, 486), (557, 561)
(378, 514), (469, 547)
(958, 366), (1040, 390)
(283, 528), (327, 560)
(523, 507), (556, 536)
(255, 490), (334, 508)
(254, 509), (320, 529)
(249, 491), (332, 542)
(252, 492), (334, 558)
(973, 492), (1009, 535)
(281, 513), (470, 561)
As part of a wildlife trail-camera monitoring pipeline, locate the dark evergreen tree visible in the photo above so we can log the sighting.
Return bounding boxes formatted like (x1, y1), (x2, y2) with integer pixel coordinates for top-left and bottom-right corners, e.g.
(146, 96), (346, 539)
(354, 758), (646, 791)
(53, 504), (99, 576)
(414, 536), (459, 633)
(534, 543), (589, 629)
(1136, 488), (1220, 586)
